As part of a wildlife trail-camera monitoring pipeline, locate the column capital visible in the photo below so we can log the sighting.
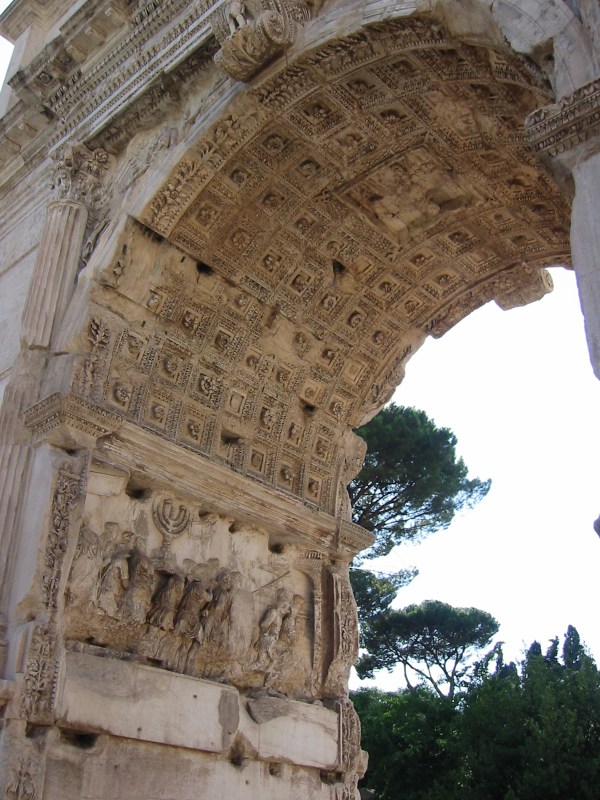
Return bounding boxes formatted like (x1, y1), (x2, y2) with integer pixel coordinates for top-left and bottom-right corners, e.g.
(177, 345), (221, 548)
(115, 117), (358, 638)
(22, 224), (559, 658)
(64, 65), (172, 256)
(50, 144), (111, 206)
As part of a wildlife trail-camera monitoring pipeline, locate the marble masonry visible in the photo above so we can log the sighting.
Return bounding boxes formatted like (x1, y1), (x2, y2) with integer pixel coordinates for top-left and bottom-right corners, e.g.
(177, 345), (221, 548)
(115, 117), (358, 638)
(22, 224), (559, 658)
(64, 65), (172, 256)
(0, 0), (598, 798)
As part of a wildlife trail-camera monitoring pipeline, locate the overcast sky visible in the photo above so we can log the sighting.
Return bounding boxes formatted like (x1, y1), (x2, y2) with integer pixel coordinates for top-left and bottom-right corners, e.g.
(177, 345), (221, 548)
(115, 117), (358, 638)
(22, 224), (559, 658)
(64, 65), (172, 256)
(1, 19), (598, 682)
(359, 267), (600, 689)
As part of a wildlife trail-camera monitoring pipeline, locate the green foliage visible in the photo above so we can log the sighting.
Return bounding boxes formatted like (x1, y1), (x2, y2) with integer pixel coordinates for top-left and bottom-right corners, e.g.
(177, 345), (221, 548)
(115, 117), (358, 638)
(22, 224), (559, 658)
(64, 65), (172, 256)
(350, 566), (417, 628)
(356, 600), (499, 700)
(356, 628), (600, 800)
(349, 404), (490, 557)
(352, 687), (458, 800)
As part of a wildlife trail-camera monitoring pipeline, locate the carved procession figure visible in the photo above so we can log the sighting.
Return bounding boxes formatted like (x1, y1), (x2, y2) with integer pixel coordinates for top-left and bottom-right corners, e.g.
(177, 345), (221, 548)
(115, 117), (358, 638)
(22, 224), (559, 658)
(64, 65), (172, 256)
(67, 525), (101, 605)
(147, 574), (185, 630)
(97, 545), (130, 618)
(123, 549), (155, 623)
(174, 579), (213, 639)
(255, 588), (293, 671)
(226, 571), (256, 662)
(201, 568), (234, 649)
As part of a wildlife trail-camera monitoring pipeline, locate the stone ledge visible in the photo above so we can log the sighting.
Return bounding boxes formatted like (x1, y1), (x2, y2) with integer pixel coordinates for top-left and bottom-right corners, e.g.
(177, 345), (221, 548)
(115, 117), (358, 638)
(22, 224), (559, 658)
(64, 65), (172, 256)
(526, 77), (600, 158)
(56, 650), (340, 770)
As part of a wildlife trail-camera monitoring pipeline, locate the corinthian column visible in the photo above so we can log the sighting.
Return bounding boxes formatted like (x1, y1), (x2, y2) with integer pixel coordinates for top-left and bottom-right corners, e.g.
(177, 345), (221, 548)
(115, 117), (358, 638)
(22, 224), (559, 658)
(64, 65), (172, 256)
(0, 145), (108, 673)
(21, 144), (109, 348)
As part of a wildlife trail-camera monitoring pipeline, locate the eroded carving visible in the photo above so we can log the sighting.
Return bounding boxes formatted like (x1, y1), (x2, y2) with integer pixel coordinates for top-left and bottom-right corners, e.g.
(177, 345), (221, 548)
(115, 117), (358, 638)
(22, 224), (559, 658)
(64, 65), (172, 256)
(51, 144), (110, 207)
(42, 465), (83, 609)
(63, 479), (321, 698)
(5, 758), (37, 800)
(212, 0), (319, 82)
(19, 626), (58, 721)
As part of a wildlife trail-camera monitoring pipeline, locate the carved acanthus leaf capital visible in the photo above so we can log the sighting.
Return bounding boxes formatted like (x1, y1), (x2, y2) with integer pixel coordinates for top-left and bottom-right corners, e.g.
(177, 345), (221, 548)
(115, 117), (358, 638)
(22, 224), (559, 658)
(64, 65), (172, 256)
(211, 0), (319, 82)
(50, 144), (111, 206)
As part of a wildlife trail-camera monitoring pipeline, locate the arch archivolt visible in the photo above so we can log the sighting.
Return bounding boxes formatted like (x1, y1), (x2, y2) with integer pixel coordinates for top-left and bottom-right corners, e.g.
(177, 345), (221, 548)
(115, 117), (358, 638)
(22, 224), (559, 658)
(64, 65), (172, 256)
(76, 15), (571, 515)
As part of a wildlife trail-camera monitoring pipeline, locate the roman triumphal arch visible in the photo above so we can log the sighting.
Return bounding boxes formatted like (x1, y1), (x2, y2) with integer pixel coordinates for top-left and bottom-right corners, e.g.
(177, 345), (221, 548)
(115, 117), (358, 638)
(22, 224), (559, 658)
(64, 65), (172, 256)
(0, 0), (598, 797)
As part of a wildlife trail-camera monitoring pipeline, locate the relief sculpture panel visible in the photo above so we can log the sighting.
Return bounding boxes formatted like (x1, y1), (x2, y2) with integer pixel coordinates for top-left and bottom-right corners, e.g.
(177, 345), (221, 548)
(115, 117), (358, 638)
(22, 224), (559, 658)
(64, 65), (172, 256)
(63, 463), (332, 701)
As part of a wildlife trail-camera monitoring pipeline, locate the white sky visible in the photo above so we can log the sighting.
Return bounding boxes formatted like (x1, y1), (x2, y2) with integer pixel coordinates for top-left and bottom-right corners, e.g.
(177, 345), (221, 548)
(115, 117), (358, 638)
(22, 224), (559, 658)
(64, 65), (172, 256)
(1, 19), (598, 682)
(360, 267), (600, 689)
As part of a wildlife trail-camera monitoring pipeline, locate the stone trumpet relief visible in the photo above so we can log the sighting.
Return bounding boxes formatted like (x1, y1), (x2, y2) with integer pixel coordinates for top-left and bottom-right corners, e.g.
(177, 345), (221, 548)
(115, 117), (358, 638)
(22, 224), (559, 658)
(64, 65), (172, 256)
(63, 471), (335, 701)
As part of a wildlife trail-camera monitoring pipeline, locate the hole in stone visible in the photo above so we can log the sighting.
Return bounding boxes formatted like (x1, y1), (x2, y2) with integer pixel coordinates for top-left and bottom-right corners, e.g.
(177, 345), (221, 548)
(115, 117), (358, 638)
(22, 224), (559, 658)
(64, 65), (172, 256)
(146, 229), (164, 244)
(25, 724), (46, 740)
(268, 762), (282, 777)
(269, 542), (284, 554)
(197, 261), (213, 275)
(125, 483), (151, 500)
(221, 431), (241, 445)
(332, 260), (346, 276)
(229, 742), (245, 768)
(320, 770), (342, 785)
(60, 730), (98, 749)
(65, 448), (77, 456)
(300, 399), (316, 414)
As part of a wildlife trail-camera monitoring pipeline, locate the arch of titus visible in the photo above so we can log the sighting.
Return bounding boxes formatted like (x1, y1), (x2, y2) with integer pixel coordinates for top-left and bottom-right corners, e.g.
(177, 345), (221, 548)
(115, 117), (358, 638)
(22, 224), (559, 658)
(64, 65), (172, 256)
(0, 0), (598, 797)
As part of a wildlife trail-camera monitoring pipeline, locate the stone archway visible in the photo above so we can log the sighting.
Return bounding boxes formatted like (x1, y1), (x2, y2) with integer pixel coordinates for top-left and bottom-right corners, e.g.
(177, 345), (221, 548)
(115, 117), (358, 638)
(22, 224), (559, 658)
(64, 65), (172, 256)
(0, 1), (597, 798)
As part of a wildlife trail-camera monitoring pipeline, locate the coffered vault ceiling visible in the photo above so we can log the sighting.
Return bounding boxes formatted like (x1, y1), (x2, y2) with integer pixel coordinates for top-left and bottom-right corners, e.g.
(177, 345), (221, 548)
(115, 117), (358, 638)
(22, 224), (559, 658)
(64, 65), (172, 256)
(71, 18), (570, 517)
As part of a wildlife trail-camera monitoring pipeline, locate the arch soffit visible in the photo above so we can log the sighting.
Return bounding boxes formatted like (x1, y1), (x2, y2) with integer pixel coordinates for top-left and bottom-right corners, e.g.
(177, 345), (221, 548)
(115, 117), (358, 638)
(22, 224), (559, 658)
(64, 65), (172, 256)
(95, 11), (573, 515)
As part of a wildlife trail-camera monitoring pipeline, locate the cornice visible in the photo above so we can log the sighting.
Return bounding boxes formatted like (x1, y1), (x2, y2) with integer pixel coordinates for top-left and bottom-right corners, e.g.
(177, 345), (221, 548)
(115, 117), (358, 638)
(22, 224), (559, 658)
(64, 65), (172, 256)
(0, 0), (89, 41)
(0, 0), (221, 186)
(22, 392), (374, 557)
(525, 77), (600, 159)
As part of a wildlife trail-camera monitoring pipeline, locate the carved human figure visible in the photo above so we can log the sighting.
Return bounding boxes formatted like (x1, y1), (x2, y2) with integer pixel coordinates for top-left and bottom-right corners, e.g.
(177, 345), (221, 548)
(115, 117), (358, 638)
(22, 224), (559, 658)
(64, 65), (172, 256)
(68, 525), (100, 604)
(148, 574), (185, 630)
(280, 593), (304, 649)
(226, 0), (247, 34)
(97, 546), (130, 618)
(123, 550), (155, 624)
(174, 579), (213, 639)
(227, 571), (256, 662)
(202, 568), (234, 649)
(255, 588), (293, 670)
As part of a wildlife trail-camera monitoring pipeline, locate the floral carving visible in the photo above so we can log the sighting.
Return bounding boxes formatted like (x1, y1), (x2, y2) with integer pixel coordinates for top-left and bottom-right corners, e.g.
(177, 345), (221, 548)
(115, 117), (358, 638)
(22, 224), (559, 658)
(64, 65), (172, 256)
(51, 145), (110, 207)
(41, 465), (82, 609)
(5, 758), (37, 800)
(19, 626), (57, 721)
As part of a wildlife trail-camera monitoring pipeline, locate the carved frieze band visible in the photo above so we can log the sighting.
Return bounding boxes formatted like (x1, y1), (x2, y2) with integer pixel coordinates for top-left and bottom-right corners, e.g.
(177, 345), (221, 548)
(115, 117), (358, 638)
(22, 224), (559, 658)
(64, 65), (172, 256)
(16, 462), (84, 722)
(22, 392), (122, 444)
(19, 625), (59, 722)
(526, 77), (600, 158)
(41, 463), (84, 610)
(4, 755), (39, 800)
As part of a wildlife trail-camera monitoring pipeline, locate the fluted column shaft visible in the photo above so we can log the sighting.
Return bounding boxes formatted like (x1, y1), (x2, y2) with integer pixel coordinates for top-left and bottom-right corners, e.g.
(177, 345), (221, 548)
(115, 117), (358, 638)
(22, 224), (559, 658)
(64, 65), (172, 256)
(21, 199), (89, 348)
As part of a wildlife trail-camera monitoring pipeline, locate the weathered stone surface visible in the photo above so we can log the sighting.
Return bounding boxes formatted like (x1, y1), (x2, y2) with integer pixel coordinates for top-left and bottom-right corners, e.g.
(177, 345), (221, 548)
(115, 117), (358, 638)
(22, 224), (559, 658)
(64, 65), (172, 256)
(0, 0), (597, 797)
